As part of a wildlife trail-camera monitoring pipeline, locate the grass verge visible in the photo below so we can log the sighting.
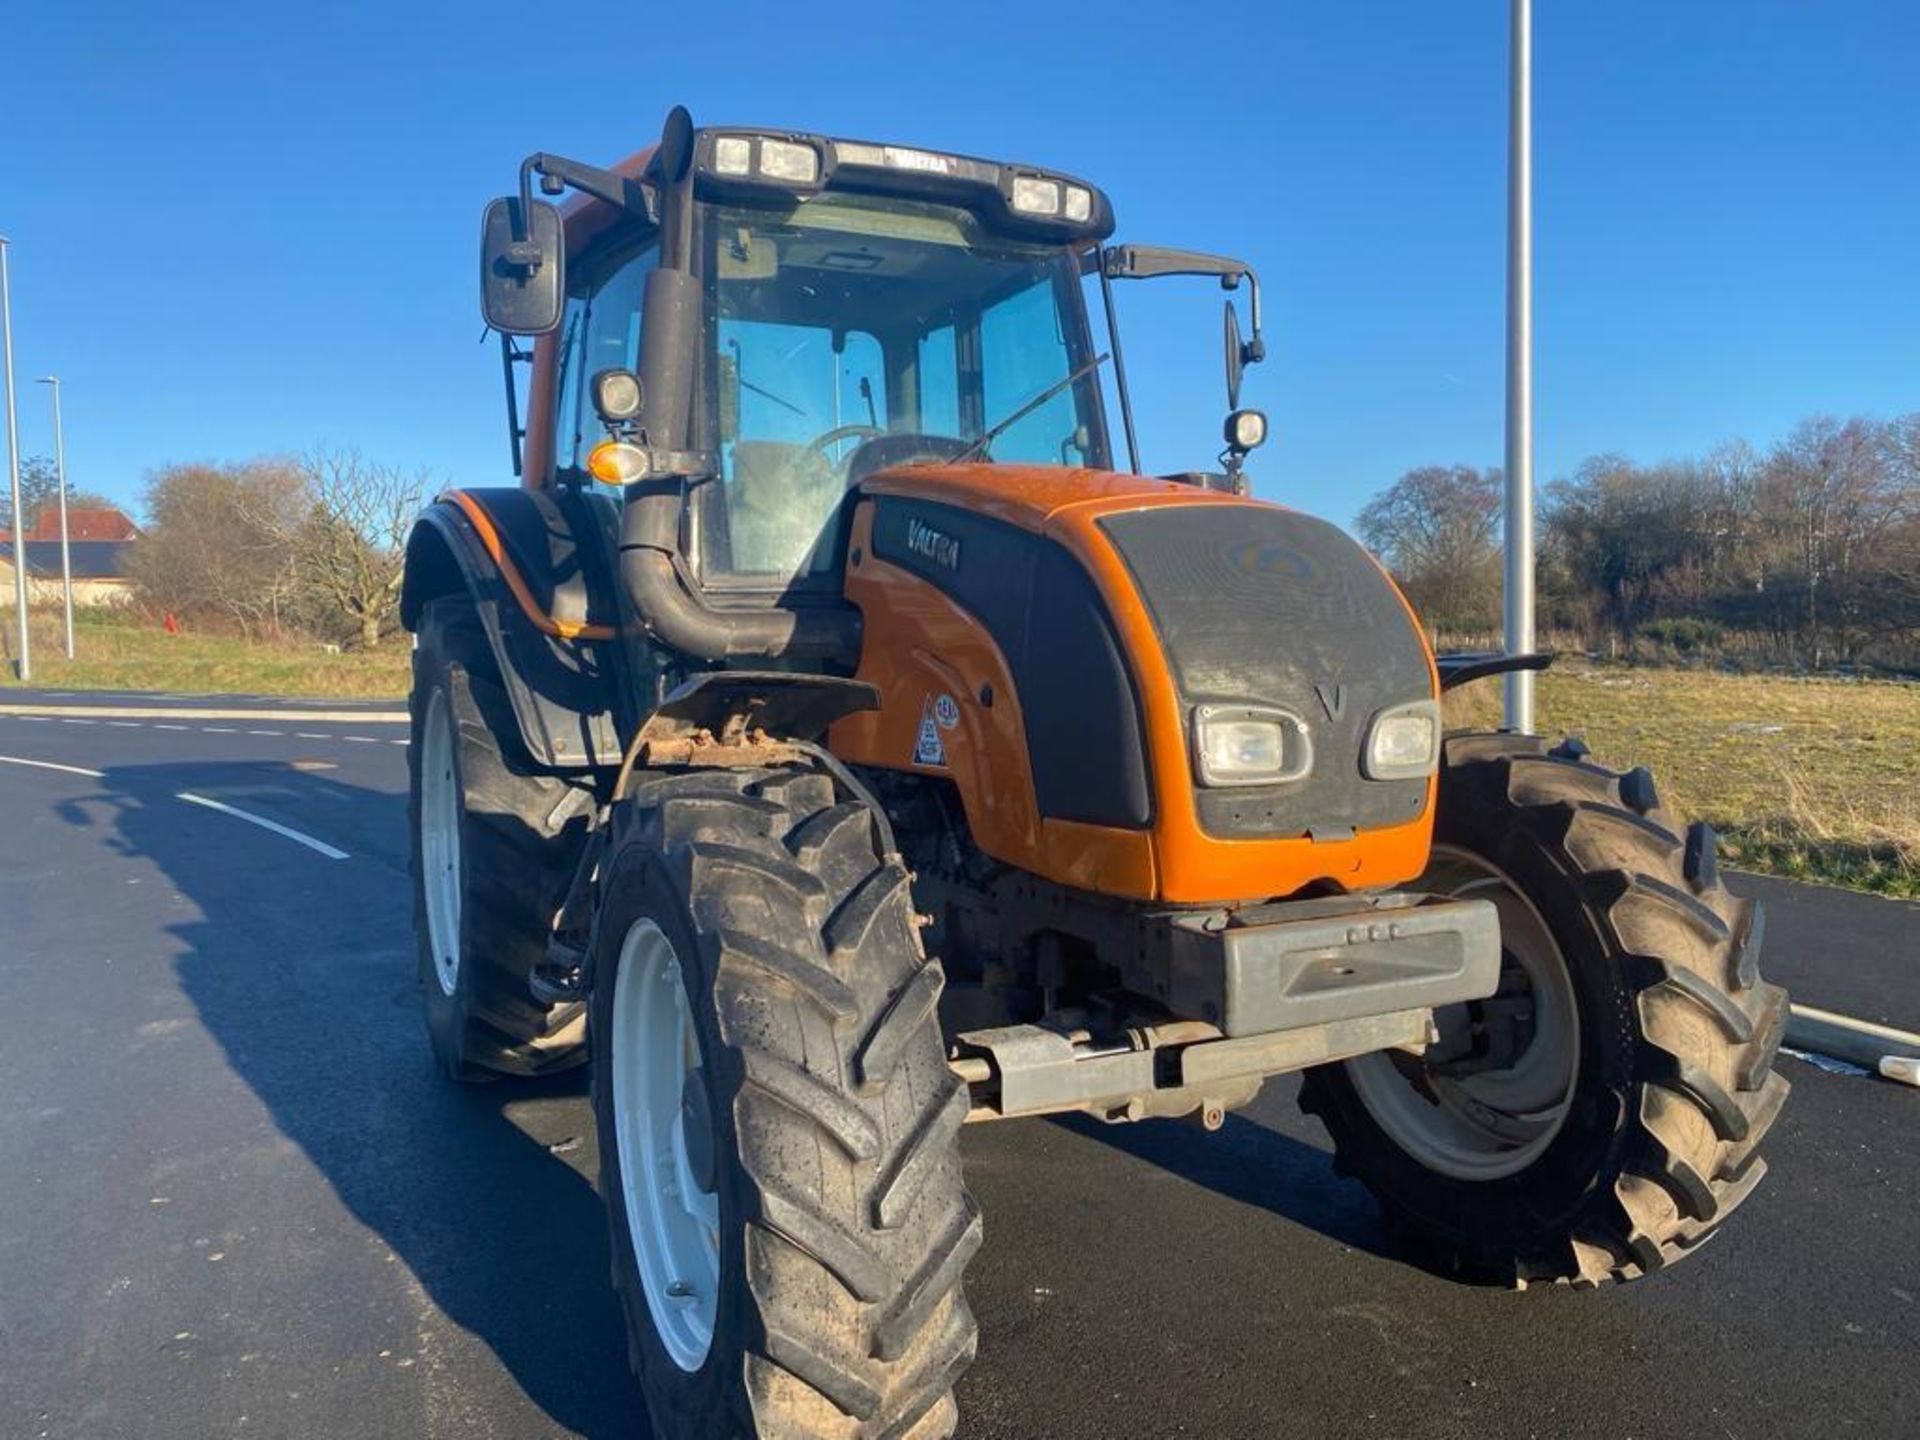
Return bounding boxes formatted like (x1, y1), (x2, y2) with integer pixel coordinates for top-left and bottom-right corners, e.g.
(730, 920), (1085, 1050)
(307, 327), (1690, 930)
(1, 609), (409, 699)
(1446, 665), (1920, 898)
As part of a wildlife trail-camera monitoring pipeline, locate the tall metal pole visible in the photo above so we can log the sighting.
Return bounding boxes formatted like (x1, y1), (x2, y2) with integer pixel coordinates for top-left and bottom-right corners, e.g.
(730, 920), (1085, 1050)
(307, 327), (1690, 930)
(1, 237), (29, 683)
(1502, 0), (1536, 733)
(38, 376), (73, 660)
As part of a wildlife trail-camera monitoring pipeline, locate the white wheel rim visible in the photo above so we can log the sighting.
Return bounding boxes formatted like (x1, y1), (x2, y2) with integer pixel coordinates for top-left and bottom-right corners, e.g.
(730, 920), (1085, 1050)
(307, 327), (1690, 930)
(1343, 846), (1581, 1181)
(420, 687), (462, 998)
(611, 919), (720, 1372)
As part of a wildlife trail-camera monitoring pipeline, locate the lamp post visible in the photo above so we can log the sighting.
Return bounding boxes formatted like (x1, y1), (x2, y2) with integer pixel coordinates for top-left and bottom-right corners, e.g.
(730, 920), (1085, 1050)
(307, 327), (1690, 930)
(35, 376), (73, 660)
(1, 236), (27, 682)
(1503, 0), (1536, 734)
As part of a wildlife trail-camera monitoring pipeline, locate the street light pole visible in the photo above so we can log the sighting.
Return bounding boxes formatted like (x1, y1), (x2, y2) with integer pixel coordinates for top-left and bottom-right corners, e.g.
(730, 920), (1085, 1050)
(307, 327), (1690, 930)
(1503, 0), (1536, 733)
(1, 236), (28, 683)
(36, 376), (73, 660)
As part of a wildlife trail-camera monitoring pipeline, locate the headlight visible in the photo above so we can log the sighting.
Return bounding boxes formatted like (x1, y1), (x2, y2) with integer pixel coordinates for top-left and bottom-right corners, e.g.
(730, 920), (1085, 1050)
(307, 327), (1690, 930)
(1192, 705), (1313, 787)
(1225, 408), (1268, 451)
(1010, 175), (1063, 216)
(758, 138), (820, 184)
(1363, 700), (1440, 780)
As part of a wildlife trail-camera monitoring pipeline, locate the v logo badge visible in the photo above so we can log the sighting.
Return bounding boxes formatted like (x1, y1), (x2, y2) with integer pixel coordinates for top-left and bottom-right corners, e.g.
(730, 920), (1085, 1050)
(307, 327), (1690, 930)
(1314, 683), (1348, 722)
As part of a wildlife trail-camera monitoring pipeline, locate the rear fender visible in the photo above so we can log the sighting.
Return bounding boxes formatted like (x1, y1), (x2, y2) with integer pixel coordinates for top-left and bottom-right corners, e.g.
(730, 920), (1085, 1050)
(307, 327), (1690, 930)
(401, 487), (626, 770)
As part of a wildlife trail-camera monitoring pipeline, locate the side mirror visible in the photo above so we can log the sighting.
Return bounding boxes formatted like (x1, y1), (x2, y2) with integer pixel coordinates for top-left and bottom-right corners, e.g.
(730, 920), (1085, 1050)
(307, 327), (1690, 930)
(1225, 301), (1245, 409)
(480, 196), (565, 335)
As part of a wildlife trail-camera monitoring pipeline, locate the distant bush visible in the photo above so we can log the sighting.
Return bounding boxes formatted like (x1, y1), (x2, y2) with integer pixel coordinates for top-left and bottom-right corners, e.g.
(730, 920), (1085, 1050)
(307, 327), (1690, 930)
(1637, 617), (1726, 653)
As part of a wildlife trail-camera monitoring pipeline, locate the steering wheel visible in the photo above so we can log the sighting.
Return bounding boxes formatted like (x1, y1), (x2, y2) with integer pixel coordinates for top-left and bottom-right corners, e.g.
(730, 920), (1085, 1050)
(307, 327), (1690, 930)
(802, 423), (887, 472)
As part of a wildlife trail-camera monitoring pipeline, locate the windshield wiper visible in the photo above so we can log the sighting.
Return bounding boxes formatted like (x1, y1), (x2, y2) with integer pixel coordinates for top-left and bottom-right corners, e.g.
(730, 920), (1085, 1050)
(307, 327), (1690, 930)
(943, 352), (1110, 465)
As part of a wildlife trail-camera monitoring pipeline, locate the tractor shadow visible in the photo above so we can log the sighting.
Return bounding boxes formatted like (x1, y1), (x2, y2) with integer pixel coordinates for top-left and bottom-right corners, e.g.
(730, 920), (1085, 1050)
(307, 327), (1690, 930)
(62, 758), (644, 1439)
(1046, 1101), (1415, 1265)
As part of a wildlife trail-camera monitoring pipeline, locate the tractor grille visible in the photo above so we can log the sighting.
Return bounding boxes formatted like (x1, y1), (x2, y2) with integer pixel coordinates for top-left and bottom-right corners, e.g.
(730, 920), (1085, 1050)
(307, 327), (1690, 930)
(1097, 505), (1432, 840)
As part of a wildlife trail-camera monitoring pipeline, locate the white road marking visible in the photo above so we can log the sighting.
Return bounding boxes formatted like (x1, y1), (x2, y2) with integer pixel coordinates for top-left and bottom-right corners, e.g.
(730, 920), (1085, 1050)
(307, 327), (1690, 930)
(175, 793), (349, 861)
(0, 703), (406, 723)
(342, 735), (378, 744)
(202, 727), (237, 734)
(107, 721), (143, 728)
(0, 754), (105, 779)
(15, 716), (49, 722)
(60, 718), (97, 725)
(247, 730), (284, 737)
(390, 739), (409, 746)
(296, 733), (329, 740)
(155, 723), (189, 731)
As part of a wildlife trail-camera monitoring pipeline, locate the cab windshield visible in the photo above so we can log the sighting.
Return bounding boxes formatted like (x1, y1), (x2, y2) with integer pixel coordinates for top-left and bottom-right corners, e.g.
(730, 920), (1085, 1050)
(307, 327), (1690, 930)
(693, 193), (1108, 588)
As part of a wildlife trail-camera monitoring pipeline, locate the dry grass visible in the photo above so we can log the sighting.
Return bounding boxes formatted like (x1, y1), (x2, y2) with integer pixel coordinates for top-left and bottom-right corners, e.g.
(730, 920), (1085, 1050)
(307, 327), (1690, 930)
(1445, 664), (1920, 897)
(0, 609), (409, 699)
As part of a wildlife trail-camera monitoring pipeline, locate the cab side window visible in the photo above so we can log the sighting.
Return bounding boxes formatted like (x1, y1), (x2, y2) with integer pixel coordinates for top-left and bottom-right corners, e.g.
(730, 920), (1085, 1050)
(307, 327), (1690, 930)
(552, 240), (659, 481)
(551, 295), (588, 479)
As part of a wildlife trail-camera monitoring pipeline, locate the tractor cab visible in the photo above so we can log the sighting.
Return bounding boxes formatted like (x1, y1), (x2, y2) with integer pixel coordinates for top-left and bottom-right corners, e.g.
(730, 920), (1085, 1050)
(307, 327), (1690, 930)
(482, 109), (1267, 604)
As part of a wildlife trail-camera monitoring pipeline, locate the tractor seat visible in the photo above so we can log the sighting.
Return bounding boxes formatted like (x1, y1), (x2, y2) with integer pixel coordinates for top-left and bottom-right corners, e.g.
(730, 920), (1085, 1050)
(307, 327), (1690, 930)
(727, 440), (846, 578)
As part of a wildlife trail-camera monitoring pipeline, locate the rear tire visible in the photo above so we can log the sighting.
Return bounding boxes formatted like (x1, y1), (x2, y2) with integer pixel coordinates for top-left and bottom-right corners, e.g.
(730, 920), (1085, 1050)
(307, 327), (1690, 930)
(590, 766), (979, 1440)
(408, 596), (588, 1080)
(1300, 732), (1790, 1286)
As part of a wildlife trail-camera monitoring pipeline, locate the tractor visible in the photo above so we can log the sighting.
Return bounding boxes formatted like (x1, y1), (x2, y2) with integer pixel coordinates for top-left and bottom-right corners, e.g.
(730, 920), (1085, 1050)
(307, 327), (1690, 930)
(401, 107), (1788, 1439)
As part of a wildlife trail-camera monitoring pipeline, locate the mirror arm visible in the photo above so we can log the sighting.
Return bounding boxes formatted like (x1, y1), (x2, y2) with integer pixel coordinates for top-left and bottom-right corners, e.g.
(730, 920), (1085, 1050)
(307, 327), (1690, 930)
(1105, 244), (1268, 362)
(1241, 270), (1266, 364)
(508, 152), (657, 260)
(1096, 248), (1141, 474)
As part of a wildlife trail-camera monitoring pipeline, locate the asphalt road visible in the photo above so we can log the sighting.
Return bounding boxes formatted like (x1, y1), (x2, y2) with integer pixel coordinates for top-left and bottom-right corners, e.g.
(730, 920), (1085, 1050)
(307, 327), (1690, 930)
(1, 695), (1915, 1440)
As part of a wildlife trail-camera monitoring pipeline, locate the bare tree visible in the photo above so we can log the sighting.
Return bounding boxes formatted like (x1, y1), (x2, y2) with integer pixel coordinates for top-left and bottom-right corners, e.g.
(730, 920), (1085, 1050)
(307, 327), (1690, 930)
(128, 460), (307, 635)
(1356, 465), (1504, 632)
(288, 447), (428, 649)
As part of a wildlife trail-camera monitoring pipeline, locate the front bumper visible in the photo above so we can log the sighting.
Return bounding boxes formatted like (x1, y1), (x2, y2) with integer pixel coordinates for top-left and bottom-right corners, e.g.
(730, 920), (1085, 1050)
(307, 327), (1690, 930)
(954, 892), (1503, 1123)
(1162, 892), (1503, 1038)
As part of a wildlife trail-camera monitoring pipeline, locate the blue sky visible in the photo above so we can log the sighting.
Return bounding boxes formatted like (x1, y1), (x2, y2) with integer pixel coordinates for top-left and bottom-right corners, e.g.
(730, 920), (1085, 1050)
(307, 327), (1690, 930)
(1, 1), (1914, 529)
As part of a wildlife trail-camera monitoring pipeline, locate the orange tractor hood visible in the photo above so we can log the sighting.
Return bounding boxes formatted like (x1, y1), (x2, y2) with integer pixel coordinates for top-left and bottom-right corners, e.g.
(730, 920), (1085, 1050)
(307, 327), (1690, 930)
(835, 463), (1441, 905)
(857, 462), (1246, 535)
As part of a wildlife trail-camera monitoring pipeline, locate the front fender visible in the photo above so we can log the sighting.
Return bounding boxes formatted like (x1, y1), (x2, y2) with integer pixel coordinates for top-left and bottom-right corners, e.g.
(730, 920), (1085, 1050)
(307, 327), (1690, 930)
(402, 488), (626, 770)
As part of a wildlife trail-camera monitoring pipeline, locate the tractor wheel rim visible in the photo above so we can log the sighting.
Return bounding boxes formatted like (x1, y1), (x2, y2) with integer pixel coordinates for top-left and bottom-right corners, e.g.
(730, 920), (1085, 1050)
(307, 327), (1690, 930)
(612, 919), (720, 1373)
(420, 687), (462, 999)
(1343, 845), (1580, 1181)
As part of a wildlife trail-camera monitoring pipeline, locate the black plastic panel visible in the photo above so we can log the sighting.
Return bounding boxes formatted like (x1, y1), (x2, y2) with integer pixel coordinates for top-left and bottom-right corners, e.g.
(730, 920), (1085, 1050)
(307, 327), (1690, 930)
(1098, 505), (1430, 839)
(869, 497), (1151, 829)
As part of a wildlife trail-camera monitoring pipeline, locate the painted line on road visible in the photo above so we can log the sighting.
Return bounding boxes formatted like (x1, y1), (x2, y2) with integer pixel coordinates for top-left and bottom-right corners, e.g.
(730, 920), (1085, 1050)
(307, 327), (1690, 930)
(175, 793), (350, 861)
(0, 754), (105, 779)
(0, 703), (407, 723)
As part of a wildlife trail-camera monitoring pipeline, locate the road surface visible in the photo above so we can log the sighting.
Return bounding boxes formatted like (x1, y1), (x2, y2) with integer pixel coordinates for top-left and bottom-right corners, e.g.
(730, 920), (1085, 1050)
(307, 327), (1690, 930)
(0, 693), (1914, 1439)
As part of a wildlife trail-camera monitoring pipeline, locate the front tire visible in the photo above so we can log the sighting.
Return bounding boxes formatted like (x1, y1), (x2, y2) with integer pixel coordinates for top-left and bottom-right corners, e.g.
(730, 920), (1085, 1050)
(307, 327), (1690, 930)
(591, 767), (980, 1440)
(408, 596), (588, 1079)
(1300, 733), (1790, 1286)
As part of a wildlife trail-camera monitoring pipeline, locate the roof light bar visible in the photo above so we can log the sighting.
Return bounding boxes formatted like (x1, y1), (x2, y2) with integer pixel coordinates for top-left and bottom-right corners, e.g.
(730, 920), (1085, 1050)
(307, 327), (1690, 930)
(692, 129), (1114, 240)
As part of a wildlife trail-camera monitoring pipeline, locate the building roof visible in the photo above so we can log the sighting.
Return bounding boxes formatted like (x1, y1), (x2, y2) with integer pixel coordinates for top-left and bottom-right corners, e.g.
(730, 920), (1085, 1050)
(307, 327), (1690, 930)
(0, 539), (135, 581)
(22, 506), (139, 542)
